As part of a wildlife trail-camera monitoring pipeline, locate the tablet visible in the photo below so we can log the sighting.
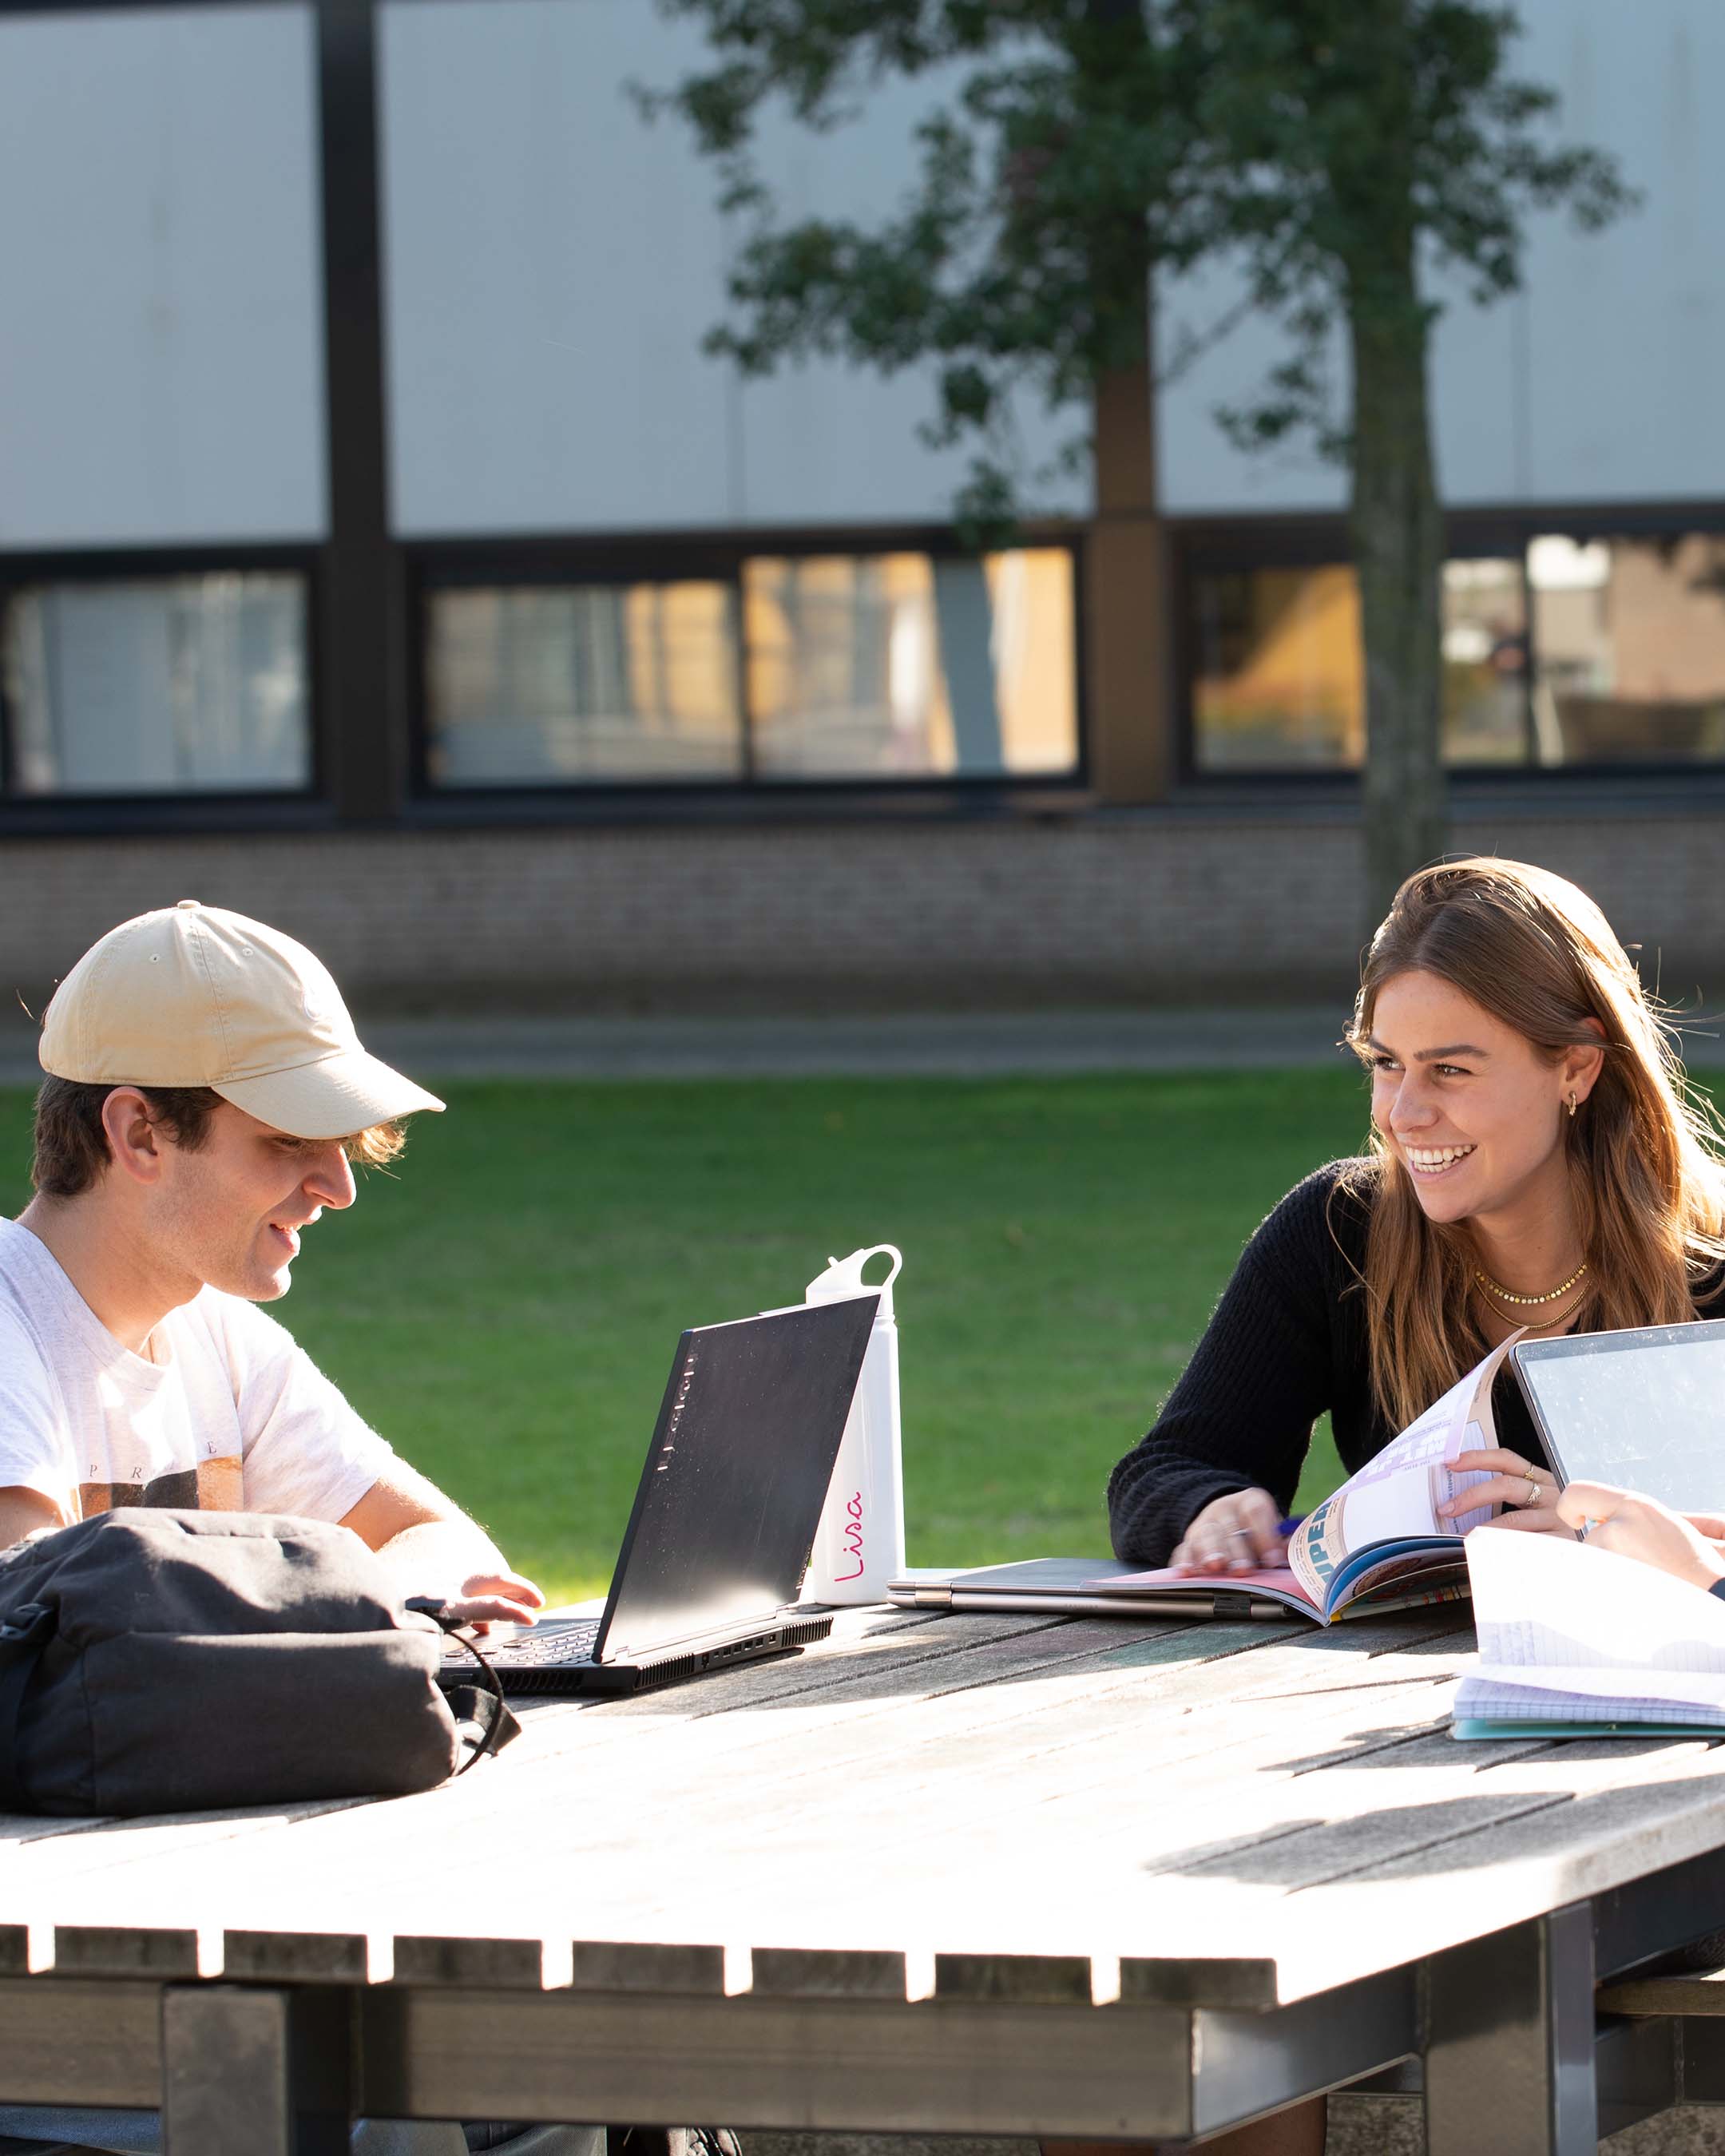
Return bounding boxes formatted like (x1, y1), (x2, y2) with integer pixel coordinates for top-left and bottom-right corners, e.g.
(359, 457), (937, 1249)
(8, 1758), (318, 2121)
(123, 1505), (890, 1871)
(1512, 1319), (1725, 1511)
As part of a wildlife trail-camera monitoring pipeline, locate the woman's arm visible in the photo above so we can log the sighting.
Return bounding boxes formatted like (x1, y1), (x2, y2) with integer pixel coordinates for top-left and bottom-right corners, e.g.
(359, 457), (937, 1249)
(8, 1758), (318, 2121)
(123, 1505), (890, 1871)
(1108, 1167), (1358, 1569)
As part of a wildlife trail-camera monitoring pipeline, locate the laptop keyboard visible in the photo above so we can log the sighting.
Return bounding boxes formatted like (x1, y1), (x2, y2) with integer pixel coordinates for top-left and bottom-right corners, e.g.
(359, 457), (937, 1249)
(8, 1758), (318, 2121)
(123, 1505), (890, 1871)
(446, 1618), (600, 1667)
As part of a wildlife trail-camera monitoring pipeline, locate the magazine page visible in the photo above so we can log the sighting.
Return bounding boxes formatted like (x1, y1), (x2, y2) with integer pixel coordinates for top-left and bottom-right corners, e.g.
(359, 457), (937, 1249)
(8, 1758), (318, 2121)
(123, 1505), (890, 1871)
(1287, 1333), (1521, 1613)
(1325, 1547), (1470, 1607)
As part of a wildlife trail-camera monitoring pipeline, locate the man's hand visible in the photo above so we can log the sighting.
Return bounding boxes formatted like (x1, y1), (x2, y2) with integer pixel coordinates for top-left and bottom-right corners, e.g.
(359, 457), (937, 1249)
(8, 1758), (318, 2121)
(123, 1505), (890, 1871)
(440, 1567), (546, 1631)
(1555, 1480), (1725, 1591)
(339, 1470), (545, 1631)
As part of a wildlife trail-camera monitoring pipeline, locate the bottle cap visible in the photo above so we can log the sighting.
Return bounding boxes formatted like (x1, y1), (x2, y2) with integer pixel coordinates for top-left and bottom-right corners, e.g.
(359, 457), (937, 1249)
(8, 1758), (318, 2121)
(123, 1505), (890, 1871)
(805, 1244), (902, 1322)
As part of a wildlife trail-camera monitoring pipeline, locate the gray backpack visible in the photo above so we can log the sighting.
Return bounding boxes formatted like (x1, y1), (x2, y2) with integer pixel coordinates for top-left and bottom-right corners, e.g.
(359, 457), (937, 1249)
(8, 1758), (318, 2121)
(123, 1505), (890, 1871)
(0, 1508), (518, 1816)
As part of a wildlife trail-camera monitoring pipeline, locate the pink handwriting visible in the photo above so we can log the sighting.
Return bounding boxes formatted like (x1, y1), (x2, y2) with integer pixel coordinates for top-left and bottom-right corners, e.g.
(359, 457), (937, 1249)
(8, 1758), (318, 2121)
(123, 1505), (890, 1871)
(835, 1491), (865, 1582)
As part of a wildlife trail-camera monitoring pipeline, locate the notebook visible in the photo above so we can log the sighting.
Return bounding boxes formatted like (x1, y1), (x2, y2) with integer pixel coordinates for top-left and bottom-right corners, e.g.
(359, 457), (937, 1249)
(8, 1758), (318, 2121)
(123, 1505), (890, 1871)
(1456, 1522), (1725, 1738)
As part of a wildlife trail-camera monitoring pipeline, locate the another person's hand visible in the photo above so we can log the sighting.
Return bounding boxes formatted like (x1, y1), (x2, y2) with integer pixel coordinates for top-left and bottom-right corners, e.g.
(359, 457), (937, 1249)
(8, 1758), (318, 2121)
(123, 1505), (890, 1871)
(1170, 1487), (1289, 1575)
(1440, 1449), (1571, 1536)
(1554, 1480), (1725, 1592)
(440, 1567), (546, 1631)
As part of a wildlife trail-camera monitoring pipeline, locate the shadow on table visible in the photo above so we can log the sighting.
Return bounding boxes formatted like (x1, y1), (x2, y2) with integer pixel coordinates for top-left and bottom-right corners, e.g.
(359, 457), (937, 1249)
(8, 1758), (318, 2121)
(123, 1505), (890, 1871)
(1259, 1721), (1462, 1774)
(1139, 1769), (1713, 1885)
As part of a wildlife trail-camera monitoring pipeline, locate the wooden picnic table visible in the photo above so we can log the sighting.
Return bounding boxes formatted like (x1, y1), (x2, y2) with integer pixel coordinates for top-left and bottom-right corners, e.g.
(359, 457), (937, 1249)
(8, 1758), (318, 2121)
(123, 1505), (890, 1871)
(6, 1599), (1725, 2154)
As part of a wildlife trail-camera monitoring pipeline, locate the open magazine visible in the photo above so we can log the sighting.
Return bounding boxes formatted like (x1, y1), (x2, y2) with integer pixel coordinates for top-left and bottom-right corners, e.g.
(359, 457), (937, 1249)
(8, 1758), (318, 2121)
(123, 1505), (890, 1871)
(1456, 1527), (1725, 1737)
(1097, 1334), (1521, 1625)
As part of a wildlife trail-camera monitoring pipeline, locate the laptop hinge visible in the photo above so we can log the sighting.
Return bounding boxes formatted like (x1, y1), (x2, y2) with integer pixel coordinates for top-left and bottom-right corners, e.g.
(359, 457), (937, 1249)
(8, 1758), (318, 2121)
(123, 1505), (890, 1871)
(605, 1605), (811, 1663)
(914, 1586), (953, 1608)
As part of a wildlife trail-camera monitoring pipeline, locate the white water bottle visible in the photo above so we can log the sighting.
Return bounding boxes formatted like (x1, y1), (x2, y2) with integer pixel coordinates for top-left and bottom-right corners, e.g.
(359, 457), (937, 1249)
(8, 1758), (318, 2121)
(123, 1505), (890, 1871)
(802, 1245), (906, 1605)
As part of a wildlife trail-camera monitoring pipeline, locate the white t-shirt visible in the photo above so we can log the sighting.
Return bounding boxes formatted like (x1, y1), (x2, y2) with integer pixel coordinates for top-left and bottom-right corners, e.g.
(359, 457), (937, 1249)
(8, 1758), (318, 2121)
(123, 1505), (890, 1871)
(0, 1217), (395, 1524)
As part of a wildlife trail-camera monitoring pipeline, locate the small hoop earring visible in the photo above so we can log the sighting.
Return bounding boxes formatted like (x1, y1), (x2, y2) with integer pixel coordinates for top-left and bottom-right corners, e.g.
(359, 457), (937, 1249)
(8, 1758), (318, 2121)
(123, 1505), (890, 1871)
(1568, 1092), (1579, 1119)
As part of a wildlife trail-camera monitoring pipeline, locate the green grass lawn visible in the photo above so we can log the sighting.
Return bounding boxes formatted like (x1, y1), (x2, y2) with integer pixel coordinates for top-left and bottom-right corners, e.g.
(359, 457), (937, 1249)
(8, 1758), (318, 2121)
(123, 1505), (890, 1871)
(0, 1071), (1372, 1603)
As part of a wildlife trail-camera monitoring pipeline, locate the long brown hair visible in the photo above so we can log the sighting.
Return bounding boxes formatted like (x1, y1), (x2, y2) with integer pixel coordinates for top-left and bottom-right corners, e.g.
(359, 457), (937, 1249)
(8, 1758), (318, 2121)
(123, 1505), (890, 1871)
(1343, 858), (1725, 1431)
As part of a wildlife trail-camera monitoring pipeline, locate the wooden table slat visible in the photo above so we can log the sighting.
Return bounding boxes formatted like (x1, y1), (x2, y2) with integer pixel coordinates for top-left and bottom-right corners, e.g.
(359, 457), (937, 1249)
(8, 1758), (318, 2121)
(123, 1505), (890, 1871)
(53, 1923), (201, 1978)
(223, 1928), (371, 1982)
(749, 1946), (910, 1999)
(1599, 1968), (1725, 2015)
(568, 1940), (728, 1994)
(934, 1953), (1095, 2004)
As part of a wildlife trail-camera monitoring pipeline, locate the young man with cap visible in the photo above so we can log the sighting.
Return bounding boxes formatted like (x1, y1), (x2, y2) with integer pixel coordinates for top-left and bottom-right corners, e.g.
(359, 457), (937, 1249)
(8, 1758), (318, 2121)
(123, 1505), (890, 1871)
(0, 900), (544, 1634)
(0, 902), (595, 2156)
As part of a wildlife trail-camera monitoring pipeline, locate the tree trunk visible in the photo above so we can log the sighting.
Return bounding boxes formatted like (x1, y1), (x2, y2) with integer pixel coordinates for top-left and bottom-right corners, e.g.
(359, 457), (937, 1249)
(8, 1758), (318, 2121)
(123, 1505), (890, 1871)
(1348, 281), (1446, 933)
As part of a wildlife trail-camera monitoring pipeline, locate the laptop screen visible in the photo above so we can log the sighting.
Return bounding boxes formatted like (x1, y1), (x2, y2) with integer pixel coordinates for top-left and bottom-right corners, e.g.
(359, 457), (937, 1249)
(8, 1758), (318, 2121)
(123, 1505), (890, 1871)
(1513, 1318), (1725, 1512)
(595, 1296), (878, 1658)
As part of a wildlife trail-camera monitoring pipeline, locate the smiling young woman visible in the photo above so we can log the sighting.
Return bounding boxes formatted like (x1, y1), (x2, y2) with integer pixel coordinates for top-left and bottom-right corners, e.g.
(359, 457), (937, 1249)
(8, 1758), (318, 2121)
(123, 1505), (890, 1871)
(1108, 857), (1725, 1578)
(1088, 858), (1725, 2156)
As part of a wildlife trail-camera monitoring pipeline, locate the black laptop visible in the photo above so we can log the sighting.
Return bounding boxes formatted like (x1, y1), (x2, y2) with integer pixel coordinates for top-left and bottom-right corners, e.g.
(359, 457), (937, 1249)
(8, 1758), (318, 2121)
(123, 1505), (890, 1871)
(443, 1294), (879, 1697)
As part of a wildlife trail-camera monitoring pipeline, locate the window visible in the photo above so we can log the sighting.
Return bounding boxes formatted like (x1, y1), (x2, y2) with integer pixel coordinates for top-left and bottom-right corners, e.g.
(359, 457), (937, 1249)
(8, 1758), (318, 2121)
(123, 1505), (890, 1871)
(744, 549), (1077, 780)
(1441, 558), (1529, 765)
(1529, 536), (1725, 764)
(2, 573), (311, 796)
(426, 583), (743, 785)
(1187, 532), (1725, 775)
(1191, 566), (1362, 771)
(423, 547), (1080, 790)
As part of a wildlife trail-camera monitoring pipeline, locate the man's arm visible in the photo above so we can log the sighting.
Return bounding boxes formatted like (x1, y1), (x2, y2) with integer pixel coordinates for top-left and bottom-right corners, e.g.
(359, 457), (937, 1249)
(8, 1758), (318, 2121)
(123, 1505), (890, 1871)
(0, 1476), (545, 1628)
(0, 1487), (67, 1551)
(339, 1462), (545, 1627)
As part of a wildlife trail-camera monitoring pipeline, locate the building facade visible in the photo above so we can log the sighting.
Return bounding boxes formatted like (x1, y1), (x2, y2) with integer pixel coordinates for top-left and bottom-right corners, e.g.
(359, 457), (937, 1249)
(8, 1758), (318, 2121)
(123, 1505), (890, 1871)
(1, 0), (1723, 1011)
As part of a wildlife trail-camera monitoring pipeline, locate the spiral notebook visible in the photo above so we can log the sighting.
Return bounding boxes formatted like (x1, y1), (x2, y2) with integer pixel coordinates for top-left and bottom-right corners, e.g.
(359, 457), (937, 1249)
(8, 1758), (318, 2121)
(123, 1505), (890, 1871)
(1455, 1526), (1725, 1738)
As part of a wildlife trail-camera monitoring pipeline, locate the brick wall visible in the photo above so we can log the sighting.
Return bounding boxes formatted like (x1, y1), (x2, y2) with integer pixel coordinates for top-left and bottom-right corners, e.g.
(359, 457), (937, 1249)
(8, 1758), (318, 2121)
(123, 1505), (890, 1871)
(2, 807), (1721, 1017)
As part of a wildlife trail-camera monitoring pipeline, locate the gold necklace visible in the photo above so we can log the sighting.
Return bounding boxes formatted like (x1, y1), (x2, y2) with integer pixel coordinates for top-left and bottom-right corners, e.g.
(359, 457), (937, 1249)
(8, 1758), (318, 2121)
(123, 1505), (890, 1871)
(1473, 1259), (1588, 1307)
(1474, 1279), (1589, 1333)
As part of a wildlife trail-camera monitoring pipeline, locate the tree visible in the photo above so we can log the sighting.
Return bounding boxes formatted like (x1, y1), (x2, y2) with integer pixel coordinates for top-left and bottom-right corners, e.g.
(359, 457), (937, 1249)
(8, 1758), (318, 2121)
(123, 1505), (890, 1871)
(644, 0), (1633, 919)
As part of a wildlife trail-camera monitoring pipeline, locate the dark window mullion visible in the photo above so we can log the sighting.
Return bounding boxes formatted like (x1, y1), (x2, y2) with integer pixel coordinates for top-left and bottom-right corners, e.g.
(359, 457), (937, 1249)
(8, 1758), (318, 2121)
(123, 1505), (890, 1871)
(0, 586), (15, 801)
(1520, 547), (1540, 769)
(733, 565), (755, 784)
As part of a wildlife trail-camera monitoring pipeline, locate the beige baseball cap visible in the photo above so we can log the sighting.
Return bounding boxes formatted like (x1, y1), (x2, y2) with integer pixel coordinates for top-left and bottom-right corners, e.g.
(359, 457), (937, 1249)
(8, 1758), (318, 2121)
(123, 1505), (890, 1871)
(38, 901), (445, 1141)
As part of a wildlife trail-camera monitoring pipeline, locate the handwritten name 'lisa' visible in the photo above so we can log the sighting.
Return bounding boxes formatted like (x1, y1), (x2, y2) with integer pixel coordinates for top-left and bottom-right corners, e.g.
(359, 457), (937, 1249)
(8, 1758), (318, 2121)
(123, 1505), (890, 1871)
(835, 1491), (865, 1582)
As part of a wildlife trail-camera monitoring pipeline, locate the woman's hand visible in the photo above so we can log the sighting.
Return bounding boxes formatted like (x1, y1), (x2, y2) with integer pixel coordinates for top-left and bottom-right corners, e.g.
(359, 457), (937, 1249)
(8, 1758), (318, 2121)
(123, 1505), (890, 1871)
(1170, 1488), (1289, 1575)
(1554, 1480), (1725, 1591)
(1439, 1449), (1571, 1535)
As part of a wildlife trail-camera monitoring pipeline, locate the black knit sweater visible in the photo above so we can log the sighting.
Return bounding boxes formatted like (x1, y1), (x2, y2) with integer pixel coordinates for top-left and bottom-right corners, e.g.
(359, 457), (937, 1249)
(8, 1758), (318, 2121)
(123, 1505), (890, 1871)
(1106, 1157), (1719, 1568)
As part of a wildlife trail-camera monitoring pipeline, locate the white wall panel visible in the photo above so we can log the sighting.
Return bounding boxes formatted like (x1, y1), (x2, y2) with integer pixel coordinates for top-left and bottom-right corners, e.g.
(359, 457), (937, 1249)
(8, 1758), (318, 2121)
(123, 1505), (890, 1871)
(1156, 0), (1725, 514)
(1514, 0), (1725, 503)
(380, 0), (734, 534)
(732, 77), (1088, 526)
(381, 0), (1086, 535)
(1153, 255), (1525, 514)
(1153, 256), (1347, 514)
(0, 6), (326, 547)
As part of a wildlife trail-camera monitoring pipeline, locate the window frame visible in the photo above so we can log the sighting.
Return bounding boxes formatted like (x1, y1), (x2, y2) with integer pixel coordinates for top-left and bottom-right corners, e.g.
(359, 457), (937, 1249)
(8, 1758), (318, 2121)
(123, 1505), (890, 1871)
(0, 545), (327, 830)
(1171, 503), (1725, 791)
(405, 523), (1091, 807)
